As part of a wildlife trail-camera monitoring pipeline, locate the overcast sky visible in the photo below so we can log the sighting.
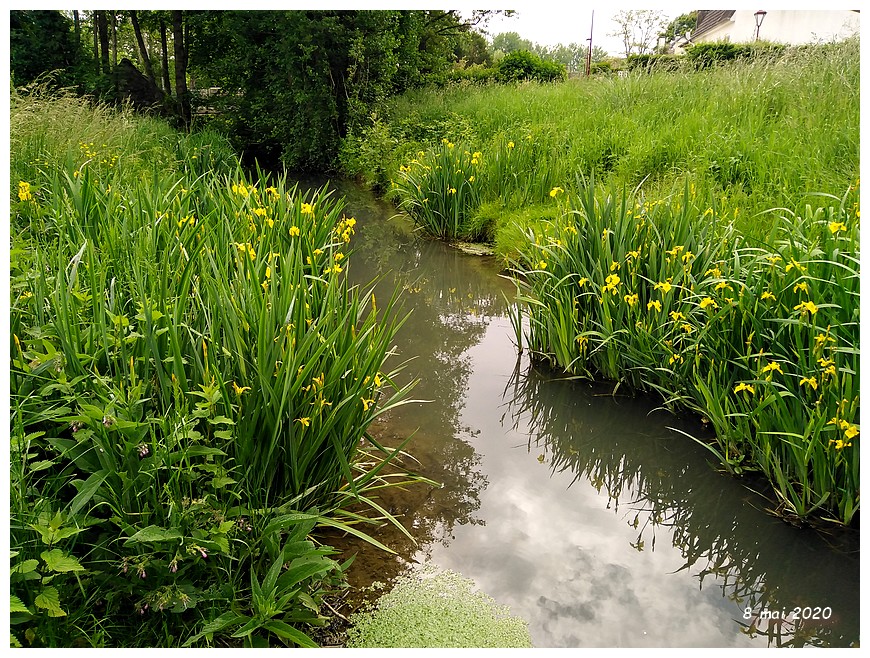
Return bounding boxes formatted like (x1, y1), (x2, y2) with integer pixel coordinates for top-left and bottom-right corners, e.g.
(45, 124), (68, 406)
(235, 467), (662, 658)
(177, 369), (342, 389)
(471, 5), (696, 55)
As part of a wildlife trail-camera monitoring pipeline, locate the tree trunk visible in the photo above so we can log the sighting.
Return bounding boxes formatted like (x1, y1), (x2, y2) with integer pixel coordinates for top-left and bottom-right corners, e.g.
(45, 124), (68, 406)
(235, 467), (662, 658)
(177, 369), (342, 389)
(96, 10), (110, 75)
(160, 18), (172, 95)
(111, 12), (118, 70)
(73, 10), (80, 47)
(172, 10), (190, 126)
(131, 10), (157, 85)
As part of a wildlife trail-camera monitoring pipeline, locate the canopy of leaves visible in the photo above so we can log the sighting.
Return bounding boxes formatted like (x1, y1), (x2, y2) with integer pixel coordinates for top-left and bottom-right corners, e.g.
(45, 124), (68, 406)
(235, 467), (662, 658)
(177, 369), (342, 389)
(10, 10), (87, 87)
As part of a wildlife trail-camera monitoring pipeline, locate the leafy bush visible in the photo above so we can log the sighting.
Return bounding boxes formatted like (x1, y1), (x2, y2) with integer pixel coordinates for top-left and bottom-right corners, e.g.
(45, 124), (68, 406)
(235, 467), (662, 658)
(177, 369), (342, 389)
(496, 50), (566, 83)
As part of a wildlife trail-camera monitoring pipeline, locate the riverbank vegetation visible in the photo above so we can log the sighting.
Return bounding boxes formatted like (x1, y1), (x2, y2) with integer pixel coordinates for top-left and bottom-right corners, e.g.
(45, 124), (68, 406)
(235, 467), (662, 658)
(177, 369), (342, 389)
(341, 39), (860, 526)
(10, 87), (423, 647)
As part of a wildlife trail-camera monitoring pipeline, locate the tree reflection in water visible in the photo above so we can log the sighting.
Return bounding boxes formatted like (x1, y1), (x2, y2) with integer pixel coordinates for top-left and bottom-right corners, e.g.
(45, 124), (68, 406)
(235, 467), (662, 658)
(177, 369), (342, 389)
(502, 360), (859, 648)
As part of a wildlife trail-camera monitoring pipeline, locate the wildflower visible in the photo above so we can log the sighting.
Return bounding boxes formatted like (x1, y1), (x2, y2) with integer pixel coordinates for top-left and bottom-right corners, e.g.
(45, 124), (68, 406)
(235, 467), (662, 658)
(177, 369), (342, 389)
(102, 415), (115, 428)
(681, 323), (693, 333)
(830, 438), (851, 450)
(794, 300), (819, 315)
(681, 250), (694, 263)
(289, 226), (300, 237)
(734, 382), (755, 395)
(665, 245), (684, 258)
(669, 311), (685, 322)
(762, 361), (783, 378)
(714, 281), (732, 292)
(537, 260), (548, 270)
(265, 186), (279, 200)
(604, 273), (620, 294)
(647, 299), (662, 312)
(301, 203), (315, 215)
(654, 280), (673, 294)
(799, 376), (818, 390)
(232, 381), (251, 396)
(818, 357), (835, 368)
(610, 261), (620, 272)
(624, 293), (639, 306)
(793, 281), (809, 295)
(627, 249), (640, 260)
(814, 333), (834, 348)
(507, 141), (514, 149)
(577, 277), (589, 287)
(550, 187), (565, 197)
(361, 398), (376, 411)
(296, 417), (311, 427)
(844, 424), (859, 440)
(828, 221), (847, 234)
(761, 291), (776, 301)
(468, 176), (475, 182)
(669, 353), (683, 365)
(785, 258), (805, 273)
(137, 443), (150, 458)
(18, 181), (32, 202)
(576, 335), (588, 349)
(705, 266), (723, 278)
(448, 187), (456, 195)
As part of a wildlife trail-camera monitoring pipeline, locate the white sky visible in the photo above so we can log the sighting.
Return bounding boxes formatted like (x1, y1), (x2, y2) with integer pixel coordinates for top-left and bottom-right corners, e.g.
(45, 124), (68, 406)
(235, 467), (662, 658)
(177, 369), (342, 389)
(472, 5), (696, 55)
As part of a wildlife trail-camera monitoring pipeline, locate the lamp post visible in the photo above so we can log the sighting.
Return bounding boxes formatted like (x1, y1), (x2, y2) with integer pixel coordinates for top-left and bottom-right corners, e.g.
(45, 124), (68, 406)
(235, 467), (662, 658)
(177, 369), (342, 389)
(754, 10), (767, 41)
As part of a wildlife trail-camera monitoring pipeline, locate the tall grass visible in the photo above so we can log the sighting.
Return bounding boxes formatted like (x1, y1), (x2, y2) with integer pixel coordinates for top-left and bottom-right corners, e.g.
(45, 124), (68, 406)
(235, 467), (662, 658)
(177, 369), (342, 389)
(348, 39), (858, 248)
(10, 88), (419, 646)
(509, 178), (859, 525)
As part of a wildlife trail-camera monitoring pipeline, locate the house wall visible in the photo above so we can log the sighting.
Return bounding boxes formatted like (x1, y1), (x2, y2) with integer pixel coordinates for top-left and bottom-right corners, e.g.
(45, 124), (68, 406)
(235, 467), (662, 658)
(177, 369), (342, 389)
(695, 10), (859, 44)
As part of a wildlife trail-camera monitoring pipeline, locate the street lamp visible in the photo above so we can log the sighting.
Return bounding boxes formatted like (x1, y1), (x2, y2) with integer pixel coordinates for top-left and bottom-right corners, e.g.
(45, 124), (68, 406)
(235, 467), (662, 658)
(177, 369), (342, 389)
(754, 10), (767, 41)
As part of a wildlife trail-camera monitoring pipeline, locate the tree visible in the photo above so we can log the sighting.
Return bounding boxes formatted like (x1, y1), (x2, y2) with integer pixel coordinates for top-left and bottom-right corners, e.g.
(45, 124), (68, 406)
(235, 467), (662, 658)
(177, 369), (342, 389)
(130, 10), (157, 86)
(10, 10), (87, 87)
(660, 11), (698, 43)
(172, 10), (190, 126)
(608, 9), (668, 57)
(491, 31), (534, 55)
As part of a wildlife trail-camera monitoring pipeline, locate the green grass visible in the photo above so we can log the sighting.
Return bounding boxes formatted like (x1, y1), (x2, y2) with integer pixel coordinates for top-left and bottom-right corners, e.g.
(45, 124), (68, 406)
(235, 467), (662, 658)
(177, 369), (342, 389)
(344, 39), (858, 248)
(10, 88), (422, 647)
(339, 39), (860, 526)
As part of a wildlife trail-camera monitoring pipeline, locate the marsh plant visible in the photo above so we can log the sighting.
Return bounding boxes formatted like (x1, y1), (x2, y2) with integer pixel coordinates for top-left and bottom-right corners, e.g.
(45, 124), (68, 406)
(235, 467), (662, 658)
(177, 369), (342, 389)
(510, 180), (859, 525)
(345, 564), (533, 648)
(10, 88), (419, 647)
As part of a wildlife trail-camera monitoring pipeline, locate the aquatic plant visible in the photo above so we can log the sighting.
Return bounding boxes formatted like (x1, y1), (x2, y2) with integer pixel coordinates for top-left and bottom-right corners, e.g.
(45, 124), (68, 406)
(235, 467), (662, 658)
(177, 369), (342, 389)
(10, 88), (419, 647)
(509, 179), (859, 525)
(345, 564), (533, 648)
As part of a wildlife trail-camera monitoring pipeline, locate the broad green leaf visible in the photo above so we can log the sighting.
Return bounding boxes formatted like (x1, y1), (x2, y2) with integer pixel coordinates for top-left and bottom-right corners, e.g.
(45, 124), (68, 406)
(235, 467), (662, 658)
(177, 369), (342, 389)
(125, 525), (183, 545)
(10, 595), (30, 613)
(182, 612), (249, 647)
(41, 549), (85, 573)
(261, 620), (318, 647)
(68, 470), (110, 516)
(12, 559), (39, 574)
(34, 586), (66, 617)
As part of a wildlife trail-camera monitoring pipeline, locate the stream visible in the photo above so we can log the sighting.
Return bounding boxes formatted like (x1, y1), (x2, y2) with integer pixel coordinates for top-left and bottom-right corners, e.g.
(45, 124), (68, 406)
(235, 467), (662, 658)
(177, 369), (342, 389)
(305, 178), (859, 648)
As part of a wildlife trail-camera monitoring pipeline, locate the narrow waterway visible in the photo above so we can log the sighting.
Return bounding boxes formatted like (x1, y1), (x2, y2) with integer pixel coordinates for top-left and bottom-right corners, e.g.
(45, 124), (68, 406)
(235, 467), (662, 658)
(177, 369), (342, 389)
(307, 178), (859, 648)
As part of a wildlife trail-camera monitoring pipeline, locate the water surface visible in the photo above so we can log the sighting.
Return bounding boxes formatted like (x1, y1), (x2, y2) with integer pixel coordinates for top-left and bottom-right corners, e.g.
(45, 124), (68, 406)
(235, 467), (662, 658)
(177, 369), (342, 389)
(314, 179), (859, 648)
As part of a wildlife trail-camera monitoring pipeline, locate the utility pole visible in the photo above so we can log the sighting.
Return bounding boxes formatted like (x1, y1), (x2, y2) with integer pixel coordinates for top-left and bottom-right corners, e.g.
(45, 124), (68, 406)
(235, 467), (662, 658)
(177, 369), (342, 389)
(585, 11), (594, 76)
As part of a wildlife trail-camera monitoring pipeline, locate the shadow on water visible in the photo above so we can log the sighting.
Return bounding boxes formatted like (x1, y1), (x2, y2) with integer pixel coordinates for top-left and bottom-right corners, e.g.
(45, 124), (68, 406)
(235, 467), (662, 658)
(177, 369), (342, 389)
(296, 177), (858, 648)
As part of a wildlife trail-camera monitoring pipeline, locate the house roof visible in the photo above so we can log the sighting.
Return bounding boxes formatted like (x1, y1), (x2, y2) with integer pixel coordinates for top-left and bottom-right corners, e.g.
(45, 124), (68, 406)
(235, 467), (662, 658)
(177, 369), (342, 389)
(692, 10), (736, 40)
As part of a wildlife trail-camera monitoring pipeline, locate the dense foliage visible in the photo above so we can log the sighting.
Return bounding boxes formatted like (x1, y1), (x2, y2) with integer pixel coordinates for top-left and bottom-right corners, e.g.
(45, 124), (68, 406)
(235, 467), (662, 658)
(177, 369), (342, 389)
(10, 10), (90, 89)
(341, 39), (860, 525)
(10, 88), (419, 647)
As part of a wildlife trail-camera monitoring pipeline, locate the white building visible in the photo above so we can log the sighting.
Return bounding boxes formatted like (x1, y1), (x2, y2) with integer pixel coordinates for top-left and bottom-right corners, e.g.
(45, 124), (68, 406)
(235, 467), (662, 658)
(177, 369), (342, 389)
(691, 9), (859, 45)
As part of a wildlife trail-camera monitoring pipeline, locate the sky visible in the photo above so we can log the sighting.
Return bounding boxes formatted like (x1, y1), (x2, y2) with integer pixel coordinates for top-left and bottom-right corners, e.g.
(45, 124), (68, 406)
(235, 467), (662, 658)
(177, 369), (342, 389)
(467, 5), (696, 56)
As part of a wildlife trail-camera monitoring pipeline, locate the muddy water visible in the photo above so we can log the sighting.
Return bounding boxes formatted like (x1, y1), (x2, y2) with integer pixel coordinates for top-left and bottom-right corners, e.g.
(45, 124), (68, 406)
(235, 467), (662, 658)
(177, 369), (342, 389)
(311, 179), (859, 648)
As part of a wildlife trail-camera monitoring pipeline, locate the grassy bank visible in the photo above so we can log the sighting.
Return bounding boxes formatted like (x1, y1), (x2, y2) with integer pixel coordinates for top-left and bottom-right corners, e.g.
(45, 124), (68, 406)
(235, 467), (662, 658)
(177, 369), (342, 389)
(10, 89), (419, 647)
(339, 40), (860, 525)
(341, 39), (858, 249)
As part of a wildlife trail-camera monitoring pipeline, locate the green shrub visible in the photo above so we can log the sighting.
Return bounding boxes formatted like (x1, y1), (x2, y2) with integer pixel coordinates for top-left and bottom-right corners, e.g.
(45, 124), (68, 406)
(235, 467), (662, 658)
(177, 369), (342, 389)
(496, 50), (566, 83)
